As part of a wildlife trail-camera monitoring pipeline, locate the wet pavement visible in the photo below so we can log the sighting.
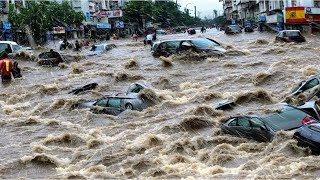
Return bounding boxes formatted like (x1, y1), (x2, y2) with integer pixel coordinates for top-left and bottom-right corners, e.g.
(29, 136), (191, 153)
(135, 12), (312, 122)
(1, 29), (320, 179)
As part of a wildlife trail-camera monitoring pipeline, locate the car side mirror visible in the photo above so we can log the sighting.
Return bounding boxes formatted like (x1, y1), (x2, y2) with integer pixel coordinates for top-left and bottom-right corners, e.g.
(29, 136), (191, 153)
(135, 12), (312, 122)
(260, 125), (267, 131)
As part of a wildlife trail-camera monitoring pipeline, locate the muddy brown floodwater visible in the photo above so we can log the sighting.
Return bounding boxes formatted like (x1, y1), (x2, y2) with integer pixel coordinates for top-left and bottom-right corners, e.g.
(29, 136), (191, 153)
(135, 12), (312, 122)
(1, 29), (320, 179)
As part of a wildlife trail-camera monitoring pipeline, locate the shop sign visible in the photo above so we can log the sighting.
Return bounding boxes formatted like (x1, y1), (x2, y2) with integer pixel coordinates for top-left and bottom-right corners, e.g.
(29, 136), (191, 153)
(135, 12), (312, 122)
(3, 22), (10, 30)
(53, 27), (65, 34)
(97, 23), (111, 29)
(97, 10), (123, 18)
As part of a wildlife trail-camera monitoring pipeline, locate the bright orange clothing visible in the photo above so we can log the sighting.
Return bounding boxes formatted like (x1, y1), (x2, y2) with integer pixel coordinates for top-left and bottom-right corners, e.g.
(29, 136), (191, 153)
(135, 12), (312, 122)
(0, 58), (13, 76)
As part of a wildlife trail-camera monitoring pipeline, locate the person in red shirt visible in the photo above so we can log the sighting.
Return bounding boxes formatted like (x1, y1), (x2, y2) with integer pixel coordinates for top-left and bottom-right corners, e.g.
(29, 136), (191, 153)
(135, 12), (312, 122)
(0, 53), (13, 82)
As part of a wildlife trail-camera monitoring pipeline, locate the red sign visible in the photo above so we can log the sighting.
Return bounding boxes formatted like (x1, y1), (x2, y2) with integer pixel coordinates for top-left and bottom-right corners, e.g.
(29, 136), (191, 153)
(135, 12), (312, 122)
(306, 14), (320, 22)
(53, 27), (65, 34)
(97, 10), (123, 19)
(285, 6), (306, 23)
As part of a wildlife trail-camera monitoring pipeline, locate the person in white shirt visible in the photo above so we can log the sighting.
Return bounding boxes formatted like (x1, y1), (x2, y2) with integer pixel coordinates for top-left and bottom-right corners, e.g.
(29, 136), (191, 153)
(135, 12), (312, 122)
(146, 33), (153, 46)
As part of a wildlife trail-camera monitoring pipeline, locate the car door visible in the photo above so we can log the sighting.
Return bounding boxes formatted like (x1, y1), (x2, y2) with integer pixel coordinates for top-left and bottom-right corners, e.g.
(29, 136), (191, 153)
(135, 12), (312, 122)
(249, 117), (271, 142)
(104, 97), (123, 115)
(155, 42), (168, 56)
(226, 117), (253, 139)
(234, 117), (253, 139)
(93, 99), (109, 113)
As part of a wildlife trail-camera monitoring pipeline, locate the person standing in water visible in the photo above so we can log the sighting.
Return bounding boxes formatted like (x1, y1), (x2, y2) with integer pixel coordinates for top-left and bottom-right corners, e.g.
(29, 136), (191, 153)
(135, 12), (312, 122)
(0, 53), (13, 82)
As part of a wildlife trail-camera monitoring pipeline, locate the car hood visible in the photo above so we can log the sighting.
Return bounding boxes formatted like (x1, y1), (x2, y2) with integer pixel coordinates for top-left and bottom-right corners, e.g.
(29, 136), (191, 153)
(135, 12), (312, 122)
(200, 46), (226, 53)
(214, 46), (226, 53)
(78, 101), (96, 108)
(86, 50), (103, 56)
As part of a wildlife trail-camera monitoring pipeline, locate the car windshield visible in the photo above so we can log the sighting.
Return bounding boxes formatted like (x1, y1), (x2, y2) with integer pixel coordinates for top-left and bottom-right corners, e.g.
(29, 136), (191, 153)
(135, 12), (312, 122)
(127, 83), (145, 94)
(285, 31), (301, 37)
(263, 105), (307, 131)
(95, 45), (104, 51)
(191, 39), (219, 48)
(12, 45), (21, 52)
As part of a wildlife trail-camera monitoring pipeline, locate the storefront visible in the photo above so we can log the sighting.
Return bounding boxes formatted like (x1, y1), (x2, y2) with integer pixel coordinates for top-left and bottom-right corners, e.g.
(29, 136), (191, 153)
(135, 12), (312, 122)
(96, 23), (111, 39)
(52, 27), (66, 40)
(284, 6), (320, 33)
(266, 13), (284, 31)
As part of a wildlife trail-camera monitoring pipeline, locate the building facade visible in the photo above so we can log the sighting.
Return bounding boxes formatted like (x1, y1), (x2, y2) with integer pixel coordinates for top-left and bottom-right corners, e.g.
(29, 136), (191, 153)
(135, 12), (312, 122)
(222, 0), (320, 33)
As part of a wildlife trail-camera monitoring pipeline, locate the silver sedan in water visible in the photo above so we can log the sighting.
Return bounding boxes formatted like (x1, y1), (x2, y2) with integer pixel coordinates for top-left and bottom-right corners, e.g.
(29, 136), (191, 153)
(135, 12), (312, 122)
(152, 38), (226, 57)
(87, 43), (113, 56)
(78, 94), (148, 116)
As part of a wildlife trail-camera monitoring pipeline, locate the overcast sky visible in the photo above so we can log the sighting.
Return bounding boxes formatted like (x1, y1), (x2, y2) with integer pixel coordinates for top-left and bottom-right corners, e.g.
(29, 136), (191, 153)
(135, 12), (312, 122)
(177, 0), (223, 19)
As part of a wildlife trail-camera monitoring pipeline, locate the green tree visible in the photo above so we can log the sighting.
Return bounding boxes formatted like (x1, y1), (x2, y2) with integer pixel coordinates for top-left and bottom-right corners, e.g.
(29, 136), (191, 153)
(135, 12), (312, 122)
(123, 0), (201, 29)
(213, 16), (227, 26)
(9, 1), (84, 44)
(123, 0), (154, 28)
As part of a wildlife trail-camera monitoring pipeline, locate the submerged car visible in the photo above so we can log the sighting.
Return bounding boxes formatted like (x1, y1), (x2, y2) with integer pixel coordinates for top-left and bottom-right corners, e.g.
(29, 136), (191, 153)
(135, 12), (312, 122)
(225, 25), (242, 34)
(37, 51), (63, 66)
(77, 82), (151, 115)
(78, 94), (148, 116)
(87, 43), (113, 56)
(294, 123), (320, 153)
(152, 38), (226, 57)
(0, 41), (32, 57)
(286, 74), (320, 99)
(275, 30), (306, 43)
(220, 104), (316, 142)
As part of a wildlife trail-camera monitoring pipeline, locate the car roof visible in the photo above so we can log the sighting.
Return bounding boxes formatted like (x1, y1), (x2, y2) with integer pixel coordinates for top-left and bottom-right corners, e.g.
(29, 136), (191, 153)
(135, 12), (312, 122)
(0, 41), (18, 45)
(155, 38), (213, 44)
(227, 104), (307, 131)
(280, 30), (300, 32)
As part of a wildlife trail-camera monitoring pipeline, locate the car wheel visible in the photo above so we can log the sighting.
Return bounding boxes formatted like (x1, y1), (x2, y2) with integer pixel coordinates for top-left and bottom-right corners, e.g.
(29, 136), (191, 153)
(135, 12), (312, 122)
(125, 103), (133, 110)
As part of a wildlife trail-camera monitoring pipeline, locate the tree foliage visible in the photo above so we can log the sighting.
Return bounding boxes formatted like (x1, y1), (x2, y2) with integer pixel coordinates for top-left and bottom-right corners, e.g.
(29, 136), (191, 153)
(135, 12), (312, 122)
(213, 16), (227, 26)
(9, 1), (84, 43)
(123, 0), (201, 28)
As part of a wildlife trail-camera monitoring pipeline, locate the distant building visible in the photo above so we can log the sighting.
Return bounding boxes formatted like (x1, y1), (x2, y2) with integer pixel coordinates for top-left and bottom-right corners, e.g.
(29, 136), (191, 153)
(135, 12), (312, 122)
(222, 0), (320, 33)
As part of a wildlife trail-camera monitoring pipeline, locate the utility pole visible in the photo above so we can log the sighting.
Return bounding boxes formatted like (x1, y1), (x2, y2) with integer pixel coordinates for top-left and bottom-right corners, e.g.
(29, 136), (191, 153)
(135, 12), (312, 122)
(194, 6), (196, 18)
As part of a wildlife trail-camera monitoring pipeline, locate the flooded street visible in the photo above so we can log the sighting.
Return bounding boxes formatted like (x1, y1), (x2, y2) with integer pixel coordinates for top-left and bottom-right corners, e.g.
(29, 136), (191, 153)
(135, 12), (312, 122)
(1, 29), (320, 179)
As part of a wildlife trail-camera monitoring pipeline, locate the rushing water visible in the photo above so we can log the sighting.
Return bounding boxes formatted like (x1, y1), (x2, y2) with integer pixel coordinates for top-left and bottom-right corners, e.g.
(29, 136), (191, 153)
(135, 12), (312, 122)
(1, 29), (320, 179)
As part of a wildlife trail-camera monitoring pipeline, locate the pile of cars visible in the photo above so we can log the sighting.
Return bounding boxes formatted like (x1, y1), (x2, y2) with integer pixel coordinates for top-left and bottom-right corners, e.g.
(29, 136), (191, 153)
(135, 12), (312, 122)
(219, 75), (320, 153)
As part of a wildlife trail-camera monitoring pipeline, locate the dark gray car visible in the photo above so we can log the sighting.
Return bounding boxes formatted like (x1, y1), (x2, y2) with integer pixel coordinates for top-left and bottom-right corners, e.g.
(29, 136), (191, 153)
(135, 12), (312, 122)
(286, 74), (320, 99)
(152, 38), (226, 57)
(294, 123), (320, 153)
(221, 104), (317, 142)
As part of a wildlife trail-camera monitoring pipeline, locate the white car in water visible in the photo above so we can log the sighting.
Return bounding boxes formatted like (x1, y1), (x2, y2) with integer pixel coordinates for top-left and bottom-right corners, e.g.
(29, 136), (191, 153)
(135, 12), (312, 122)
(87, 43), (113, 56)
(0, 41), (32, 54)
